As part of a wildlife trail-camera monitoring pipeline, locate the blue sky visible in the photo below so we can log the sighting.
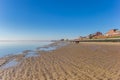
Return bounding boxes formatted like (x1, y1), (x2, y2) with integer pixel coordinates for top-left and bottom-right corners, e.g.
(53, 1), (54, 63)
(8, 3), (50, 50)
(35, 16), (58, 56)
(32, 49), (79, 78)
(0, 0), (120, 40)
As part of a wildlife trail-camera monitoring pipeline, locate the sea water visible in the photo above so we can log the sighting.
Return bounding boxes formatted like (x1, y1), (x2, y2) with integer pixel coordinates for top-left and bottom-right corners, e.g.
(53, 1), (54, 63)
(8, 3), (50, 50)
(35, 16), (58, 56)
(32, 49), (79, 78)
(0, 41), (53, 58)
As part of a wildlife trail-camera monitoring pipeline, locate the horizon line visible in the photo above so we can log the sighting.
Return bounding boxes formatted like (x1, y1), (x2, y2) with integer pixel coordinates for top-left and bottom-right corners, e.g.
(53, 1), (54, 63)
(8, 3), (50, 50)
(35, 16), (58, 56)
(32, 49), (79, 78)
(0, 40), (56, 42)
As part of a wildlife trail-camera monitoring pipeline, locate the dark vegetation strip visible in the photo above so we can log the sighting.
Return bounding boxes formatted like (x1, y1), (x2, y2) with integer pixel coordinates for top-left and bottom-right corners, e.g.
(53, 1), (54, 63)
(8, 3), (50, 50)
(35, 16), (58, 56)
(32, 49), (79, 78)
(79, 39), (120, 42)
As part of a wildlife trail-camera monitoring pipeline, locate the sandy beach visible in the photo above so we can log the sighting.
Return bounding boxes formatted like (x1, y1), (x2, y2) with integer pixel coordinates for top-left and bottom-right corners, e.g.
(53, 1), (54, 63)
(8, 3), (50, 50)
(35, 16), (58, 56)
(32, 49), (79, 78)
(0, 42), (120, 80)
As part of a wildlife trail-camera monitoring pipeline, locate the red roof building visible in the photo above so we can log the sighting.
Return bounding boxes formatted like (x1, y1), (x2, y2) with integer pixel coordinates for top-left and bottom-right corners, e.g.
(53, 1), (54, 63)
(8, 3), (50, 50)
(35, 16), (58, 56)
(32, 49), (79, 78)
(105, 29), (120, 37)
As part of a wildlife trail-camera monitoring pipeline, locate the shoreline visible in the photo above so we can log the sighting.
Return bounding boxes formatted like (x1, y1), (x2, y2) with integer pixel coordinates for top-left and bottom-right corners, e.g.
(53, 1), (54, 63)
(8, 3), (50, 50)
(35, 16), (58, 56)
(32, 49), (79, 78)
(0, 42), (120, 80)
(0, 41), (68, 69)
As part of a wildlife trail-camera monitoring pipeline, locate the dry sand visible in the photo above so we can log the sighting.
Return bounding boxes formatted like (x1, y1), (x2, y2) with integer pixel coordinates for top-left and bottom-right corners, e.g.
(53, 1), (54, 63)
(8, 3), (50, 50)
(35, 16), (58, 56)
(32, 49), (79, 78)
(0, 42), (120, 80)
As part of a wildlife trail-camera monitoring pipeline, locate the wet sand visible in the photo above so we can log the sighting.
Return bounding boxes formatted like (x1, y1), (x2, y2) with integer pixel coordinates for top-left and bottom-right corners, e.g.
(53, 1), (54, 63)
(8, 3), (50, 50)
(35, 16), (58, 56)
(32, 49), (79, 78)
(0, 42), (120, 80)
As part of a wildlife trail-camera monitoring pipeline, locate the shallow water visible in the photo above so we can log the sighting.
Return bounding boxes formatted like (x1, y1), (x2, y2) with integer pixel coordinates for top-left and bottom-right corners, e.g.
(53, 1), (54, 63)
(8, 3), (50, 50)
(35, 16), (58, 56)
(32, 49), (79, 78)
(38, 46), (57, 51)
(25, 51), (38, 58)
(1, 59), (18, 69)
(36, 42), (68, 51)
